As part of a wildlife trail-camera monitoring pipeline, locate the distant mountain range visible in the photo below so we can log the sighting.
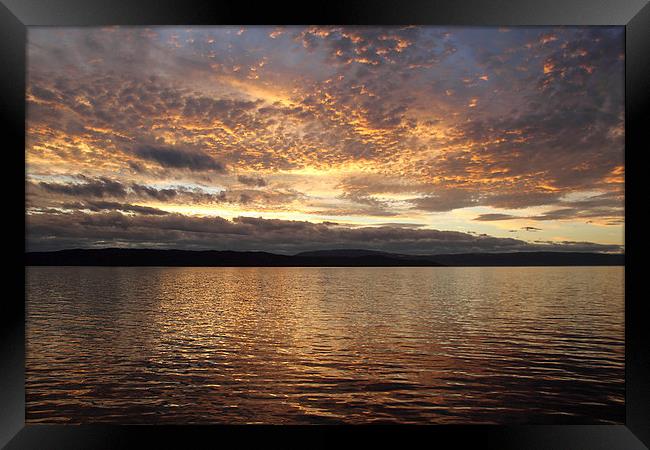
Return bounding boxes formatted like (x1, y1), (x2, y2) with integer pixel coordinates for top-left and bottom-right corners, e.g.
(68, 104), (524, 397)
(25, 248), (625, 267)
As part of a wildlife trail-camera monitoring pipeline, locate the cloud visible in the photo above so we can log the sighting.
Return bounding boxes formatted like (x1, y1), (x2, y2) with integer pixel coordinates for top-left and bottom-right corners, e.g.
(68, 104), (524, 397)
(337, 174), (428, 196)
(62, 200), (170, 216)
(474, 213), (516, 222)
(27, 177), (306, 214)
(25, 26), (625, 252)
(130, 184), (178, 201)
(237, 174), (267, 187)
(38, 177), (128, 198)
(293, 26), (446, 69)
(376, 223), (427, 228)
(26, 210), (622, 254)
(472, 191), (623, 223)
(27, 26), (623, 205)
(410, 190), (479, 212)
(132, 145), (226, 172)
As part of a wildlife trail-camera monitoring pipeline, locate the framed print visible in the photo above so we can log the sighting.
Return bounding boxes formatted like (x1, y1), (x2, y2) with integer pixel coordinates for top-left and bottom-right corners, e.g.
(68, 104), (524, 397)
(2, 0), (649, 448)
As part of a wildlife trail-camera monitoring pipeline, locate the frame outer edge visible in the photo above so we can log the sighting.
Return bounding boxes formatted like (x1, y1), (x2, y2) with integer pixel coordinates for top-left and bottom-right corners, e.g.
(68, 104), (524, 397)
(0, 0), (649, 26)
(0, 0), (647, 448)
(625, 1), (650, 447)
(0, 1), (26, 448)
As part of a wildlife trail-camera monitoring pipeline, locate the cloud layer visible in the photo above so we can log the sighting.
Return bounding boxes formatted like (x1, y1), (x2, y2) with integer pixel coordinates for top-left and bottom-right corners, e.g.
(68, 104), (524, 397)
(26, 26), (624, 253)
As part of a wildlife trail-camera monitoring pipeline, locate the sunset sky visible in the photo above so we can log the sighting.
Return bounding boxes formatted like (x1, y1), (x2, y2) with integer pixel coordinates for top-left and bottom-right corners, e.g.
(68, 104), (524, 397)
(26, 26), (624, 254)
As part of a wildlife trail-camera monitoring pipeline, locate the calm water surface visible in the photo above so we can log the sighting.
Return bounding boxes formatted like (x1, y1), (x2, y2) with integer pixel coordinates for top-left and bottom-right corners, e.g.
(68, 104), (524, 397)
(26, 266), (624, 424)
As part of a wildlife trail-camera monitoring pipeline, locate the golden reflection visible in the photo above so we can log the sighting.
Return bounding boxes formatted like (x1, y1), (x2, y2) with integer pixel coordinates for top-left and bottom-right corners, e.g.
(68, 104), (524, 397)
(27, 266), (625, 424)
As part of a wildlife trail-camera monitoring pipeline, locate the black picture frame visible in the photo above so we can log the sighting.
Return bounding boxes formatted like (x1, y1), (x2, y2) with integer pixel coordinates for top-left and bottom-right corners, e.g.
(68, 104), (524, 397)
(2, 0), (648, 448)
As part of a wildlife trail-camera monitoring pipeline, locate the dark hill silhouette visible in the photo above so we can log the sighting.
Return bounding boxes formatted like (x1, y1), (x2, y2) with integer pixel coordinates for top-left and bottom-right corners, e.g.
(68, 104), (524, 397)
(25, 248), (624, 267)
(296, 249), (394, 258)
(423, 252), (624, 266)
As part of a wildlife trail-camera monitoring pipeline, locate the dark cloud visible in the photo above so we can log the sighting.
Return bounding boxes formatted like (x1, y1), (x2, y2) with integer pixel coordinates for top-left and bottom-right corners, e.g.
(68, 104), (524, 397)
(30, 85), (59, 102)
(336, 192), (397, 216)
(237, 175), (267, 187)
(26, 211), (622, 254)
(130, 184), (178, 201)
(410, 190), (479, 212)
(132, 145), (226, 172)
(62, 200), (170, 216)
(376, 223), (427, 228)
(473, 191), (623, 223)
(474, 213), (516, 222)
(28, 177), (303, 210)
(38, 177), (128, 198)
(528, 206), (622, 221)
(484, 191), (564, 210)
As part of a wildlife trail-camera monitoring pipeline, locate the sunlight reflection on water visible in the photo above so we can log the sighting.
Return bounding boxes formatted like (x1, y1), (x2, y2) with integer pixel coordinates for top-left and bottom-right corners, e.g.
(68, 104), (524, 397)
(26, 266), (624, 424)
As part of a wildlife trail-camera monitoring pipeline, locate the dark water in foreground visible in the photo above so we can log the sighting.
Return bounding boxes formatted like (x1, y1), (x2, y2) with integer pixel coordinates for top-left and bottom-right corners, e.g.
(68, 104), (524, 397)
(26, 266), (624, 424)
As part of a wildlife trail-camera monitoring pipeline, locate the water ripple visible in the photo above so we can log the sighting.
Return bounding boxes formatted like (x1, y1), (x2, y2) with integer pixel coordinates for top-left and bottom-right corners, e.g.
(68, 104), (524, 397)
(26, 266), (624, 424)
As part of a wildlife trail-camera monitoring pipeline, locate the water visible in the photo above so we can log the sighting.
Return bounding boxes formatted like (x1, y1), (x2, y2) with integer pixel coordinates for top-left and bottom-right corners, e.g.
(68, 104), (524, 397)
(26, 266), (624, 424)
